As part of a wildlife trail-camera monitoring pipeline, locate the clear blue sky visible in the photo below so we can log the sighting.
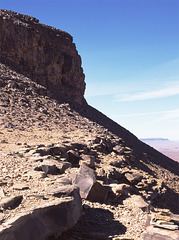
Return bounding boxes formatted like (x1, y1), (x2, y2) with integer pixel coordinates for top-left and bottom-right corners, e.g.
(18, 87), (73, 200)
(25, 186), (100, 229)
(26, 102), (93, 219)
(1, 0), (179, 140)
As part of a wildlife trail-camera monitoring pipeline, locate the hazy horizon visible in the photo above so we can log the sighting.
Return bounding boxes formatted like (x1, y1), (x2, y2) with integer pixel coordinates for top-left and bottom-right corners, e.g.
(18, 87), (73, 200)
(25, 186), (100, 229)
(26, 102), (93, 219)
(141, 138), (179, 161)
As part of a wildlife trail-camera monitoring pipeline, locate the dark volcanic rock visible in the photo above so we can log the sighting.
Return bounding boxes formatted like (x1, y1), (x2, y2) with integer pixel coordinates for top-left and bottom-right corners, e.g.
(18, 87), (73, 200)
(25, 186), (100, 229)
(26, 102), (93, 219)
(0, 9), (86, 104)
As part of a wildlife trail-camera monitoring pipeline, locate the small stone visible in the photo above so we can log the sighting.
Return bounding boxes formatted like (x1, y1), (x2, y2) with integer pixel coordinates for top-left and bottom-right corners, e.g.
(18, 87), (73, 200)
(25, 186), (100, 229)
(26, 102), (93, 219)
(0, 195), (23, 209)
(48, 185), (75, 197)
(0, 188), (6, 197)
(125, 171), (143, 184)
(79, 154), (95, 168)
(113, 145), (124, 154)
(106, 166), (122, 181)
(151, 220), (179, 230)
(13, 183), (29, 190)
(110, 183), (131, 198)
(109, 157), (124, 168)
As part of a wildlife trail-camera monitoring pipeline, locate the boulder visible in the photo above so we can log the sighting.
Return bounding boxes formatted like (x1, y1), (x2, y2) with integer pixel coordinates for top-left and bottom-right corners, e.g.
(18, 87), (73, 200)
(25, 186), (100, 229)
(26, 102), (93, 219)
(125, 171), (143, 184)
(72, 164), (96, 199)
(87, 181), (108, 203)
(0, 187), (82, 240)
(73, 164), (108, 203)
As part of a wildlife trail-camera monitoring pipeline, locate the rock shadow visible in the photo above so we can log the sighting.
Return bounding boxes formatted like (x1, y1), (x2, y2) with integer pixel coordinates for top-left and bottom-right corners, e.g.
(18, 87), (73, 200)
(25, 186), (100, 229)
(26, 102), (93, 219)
(129, 157), (157, 178)
(56, 206), (126, 240)
(152, 186), (179, 214)
(70, 102), (179, 177)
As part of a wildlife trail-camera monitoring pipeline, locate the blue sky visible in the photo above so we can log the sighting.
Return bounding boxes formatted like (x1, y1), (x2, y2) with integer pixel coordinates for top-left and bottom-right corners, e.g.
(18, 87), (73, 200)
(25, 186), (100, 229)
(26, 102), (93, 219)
(1, 0), (179, 140)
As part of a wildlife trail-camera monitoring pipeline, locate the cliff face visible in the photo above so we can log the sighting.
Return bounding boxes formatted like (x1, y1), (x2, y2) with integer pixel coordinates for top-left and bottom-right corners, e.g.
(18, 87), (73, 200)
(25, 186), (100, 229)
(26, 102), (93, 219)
(0, 10), (179, 240)
(0, 9), (86, 104)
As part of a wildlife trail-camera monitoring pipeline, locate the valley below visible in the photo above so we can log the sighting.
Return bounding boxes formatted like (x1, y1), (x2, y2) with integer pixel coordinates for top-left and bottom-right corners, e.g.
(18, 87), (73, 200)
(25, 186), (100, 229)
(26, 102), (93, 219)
(141, 138), (179, 162)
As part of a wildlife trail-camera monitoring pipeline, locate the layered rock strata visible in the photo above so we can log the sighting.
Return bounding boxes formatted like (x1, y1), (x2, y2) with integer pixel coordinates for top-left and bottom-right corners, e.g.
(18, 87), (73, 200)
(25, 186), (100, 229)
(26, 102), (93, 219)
(0, 9), (85, 104)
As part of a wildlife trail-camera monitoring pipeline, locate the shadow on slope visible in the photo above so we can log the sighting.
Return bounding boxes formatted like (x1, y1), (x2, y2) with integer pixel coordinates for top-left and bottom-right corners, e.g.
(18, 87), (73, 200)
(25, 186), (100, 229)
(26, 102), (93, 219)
(57, 207), (126, 240)
(152, 186), (179, 214)
(71, 103), (179, 177)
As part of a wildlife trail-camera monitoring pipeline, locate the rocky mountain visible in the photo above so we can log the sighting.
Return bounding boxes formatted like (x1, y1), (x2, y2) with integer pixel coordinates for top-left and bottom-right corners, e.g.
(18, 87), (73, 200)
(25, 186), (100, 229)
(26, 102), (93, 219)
(0, 10), (178, 240)
(0, 9), (85, 105)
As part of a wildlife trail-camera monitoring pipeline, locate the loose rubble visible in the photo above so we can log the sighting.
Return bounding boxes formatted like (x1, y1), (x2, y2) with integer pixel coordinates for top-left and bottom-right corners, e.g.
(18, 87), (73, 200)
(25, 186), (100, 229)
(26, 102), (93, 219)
(0, 123), (178, 239)
(0, 9), (179, 240)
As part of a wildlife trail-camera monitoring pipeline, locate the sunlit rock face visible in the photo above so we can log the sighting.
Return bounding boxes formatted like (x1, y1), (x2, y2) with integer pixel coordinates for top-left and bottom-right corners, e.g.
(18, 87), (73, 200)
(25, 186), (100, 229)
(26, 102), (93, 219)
(0, 9), (86, 104)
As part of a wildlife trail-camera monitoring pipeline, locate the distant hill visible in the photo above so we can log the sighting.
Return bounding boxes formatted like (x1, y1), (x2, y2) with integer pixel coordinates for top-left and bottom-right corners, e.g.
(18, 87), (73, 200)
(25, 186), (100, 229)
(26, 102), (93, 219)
(140, 138), (169, 141)
(141, 138), (179, 162)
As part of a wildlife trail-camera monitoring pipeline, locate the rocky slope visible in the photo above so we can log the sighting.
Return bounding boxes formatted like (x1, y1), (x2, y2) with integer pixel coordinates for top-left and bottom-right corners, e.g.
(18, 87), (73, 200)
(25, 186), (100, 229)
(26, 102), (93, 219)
(0, 10), (178, 240)
(0, 9), (85, 104)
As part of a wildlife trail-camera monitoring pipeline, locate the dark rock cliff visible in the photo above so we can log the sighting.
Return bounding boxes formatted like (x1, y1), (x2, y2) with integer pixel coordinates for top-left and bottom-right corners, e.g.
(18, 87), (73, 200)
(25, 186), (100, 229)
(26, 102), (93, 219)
(0, 9), (86, 104)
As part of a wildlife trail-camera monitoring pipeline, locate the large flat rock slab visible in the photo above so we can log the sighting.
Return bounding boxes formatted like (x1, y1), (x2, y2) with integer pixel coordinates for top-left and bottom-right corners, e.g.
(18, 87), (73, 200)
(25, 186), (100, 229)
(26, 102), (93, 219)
(0, 187), (82, 240)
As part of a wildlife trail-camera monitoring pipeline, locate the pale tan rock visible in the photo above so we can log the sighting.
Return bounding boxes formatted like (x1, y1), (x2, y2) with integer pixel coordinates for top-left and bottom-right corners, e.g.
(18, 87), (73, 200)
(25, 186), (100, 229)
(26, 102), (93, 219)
(151, 220), (178, 230)
(0, 188), (5, 197)
(13, 183), (29, 190)
(125, 171), (143, 184)
(79, 154), (95, 168)
(110, 183), (131, 198)
(124, 194), (149, 211)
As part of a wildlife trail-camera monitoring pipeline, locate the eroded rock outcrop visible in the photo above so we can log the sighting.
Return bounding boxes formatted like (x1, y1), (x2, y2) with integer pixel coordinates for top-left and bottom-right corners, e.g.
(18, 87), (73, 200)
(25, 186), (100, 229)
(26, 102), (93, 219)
(0, 9), (86, 104)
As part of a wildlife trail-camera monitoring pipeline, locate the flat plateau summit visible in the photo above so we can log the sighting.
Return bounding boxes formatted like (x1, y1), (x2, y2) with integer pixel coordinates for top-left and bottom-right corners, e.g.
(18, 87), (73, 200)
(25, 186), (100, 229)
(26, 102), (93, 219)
(0, 10), (178, 240)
